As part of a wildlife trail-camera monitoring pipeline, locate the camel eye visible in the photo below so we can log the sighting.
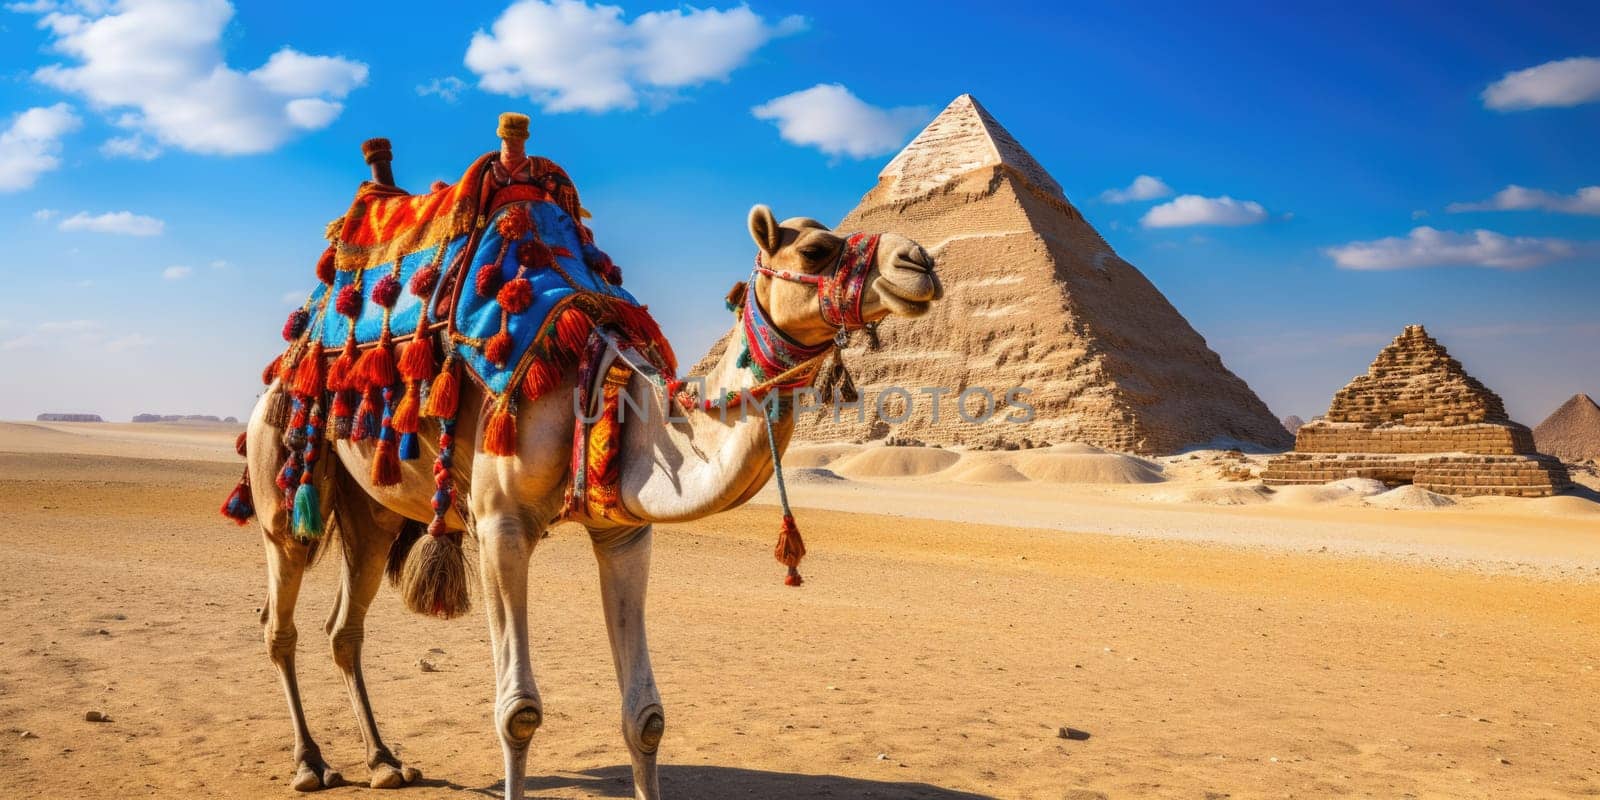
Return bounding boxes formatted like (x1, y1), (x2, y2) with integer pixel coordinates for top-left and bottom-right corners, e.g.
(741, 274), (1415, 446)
(799, 245), (829, 261)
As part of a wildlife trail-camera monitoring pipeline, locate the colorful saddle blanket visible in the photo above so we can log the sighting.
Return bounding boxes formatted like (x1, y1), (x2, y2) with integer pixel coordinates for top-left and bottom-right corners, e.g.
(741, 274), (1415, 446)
(274, 151), (675, 460)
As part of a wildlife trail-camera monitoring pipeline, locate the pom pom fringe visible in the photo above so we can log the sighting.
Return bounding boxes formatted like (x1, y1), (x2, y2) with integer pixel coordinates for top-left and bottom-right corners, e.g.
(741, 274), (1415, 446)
(291, 483), (322, 540)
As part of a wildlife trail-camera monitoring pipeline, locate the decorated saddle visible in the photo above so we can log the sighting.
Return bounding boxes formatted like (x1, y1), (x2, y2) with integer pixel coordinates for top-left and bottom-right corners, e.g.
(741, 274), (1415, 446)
(226, 115), (675, 540)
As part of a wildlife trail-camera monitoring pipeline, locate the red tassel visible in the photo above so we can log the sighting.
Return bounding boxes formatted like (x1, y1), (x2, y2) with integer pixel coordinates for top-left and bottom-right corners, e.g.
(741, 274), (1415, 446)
(291, 341), (324, 398)
(775, 513), (806, 586)
(358, 339), (397, 388)
(497, 277), (533, 314)
(393, 382), (421, 434)
(371, 274), (402, 308)
(262, 353), (282, 386)
(485, 331), (513, 367)
(316, 246), (336, 285)
(483, 402), (518, 456)
(424, 364), (459, 419)
(554, 306), (591, 359)
(372, 439), (402, 485)
(234, 432), (248, 457)
(399, 333), (434, 381)
(522, 358), (560, 401)
(331, 388), (355, 419)
(220, 479), (255, 525)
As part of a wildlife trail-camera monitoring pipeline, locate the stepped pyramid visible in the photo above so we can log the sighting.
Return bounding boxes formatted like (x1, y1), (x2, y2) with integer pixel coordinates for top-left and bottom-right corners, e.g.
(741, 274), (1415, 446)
(1263, 325), (1570, 496)
(789, 94), (1291, 454)
(1533, 394), (1600, 463)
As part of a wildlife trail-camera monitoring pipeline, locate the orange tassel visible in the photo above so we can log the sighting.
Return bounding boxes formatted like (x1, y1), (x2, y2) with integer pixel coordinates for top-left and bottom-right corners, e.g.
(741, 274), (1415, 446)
(278, 350), (298, 384)
(522, 358), (560, 402)
(775, 513), (806, 586)
(291, 341), (325, 398)
(483, 401), (518, 456)
(399, 332), (435, 381)
(393, 381), (421, 434)
(327, 341), (357, 391)
(424, 362), (459, 419)
(234, 432), (248, 457)
(358, 339), (397, 388)
(372, 439), (402, 485)
(262, 353), (282, 386)
(485, 330), (513, 367)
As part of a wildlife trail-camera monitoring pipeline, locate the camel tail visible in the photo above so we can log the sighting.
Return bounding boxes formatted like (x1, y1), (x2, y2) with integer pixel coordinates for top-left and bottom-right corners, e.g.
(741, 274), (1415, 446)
(393, 525), (472, 620)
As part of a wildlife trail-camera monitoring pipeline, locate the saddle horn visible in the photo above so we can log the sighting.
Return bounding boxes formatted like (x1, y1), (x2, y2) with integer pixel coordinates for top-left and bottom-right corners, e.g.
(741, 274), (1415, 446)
(361, 138), (395, 187)
(497, 112), (529, 171)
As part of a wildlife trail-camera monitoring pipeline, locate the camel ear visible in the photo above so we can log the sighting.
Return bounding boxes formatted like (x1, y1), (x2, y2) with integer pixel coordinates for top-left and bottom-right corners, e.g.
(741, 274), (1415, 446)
(748, 205), (780, 256)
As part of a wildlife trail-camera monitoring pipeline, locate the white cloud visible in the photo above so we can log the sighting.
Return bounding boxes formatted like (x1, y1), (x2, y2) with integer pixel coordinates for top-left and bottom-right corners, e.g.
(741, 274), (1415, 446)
(33, 208), (59, 221)
(162, 265), (192, 279)
(1100, 175), (1173, 203)
(417, 76), (467, 103)
(100, 134), (160, 160)
(209, 259), (229, 269)
(465, 0), (805, 112)
(1141, 194), (1269, 228)
(0, 103), (82, 191)
(1325, 226), (1584, 271)
(20, 0), (368, 155)
(1482, 56), (1600, 111)
(751, 83), (928, 159)
(1447, 184), (1600, 216)
(58, 210), (164, 236)
(1411, 209), (1429, 220)
(37, 319), (100, 333)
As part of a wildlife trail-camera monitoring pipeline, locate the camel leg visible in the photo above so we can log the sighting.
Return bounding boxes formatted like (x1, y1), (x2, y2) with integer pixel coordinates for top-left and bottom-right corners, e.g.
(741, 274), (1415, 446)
(324, 479), (423, 789)
(477, 509), (544, 800)
(261, 536), (343, 792)
(591, 524), (664, 800)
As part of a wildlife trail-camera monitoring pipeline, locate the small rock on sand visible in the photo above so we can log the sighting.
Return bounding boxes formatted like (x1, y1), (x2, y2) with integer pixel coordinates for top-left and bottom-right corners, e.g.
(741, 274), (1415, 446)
(1057, 726), (1090, 740)
(20, 730), (38, 739)
(417, 658), (438, 673)
(84, 711), (109, 723)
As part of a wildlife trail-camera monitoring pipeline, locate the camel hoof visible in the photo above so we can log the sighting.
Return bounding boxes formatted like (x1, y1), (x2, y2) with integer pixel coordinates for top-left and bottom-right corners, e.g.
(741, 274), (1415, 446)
(291, 761), (341, 792)
(402, 765), (422, 783)
(369, 763), (406, 789)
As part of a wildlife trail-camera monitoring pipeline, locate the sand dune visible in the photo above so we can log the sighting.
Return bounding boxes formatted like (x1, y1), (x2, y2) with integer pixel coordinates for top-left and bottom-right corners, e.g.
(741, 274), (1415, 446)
(1366, 485), (1457, 510)
(1012, 452), (1164, 484)
(830, 446), (961, 478)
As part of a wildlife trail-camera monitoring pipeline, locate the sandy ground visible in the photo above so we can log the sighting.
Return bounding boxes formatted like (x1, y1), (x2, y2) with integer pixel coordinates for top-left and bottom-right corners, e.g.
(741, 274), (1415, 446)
(1, 423), (1597, 798)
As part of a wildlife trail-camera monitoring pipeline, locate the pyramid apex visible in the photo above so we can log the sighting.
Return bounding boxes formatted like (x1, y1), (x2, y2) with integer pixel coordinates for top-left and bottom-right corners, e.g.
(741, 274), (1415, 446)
(875, 93), (1064, 203)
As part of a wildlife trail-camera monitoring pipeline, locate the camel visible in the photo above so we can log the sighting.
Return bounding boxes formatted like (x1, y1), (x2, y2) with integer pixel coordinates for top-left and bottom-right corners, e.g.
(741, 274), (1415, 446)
(244, 203), (942, 799)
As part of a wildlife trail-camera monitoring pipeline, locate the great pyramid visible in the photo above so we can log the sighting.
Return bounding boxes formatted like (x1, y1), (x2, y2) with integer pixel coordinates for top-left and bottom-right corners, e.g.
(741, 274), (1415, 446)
(775, 94), (1290, 454)
(1533, 393), (1600, 463)
(1263, 325), (1570, 496)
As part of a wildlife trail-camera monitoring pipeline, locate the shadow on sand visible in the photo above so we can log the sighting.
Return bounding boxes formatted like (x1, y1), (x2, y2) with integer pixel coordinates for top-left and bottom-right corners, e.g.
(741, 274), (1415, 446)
(453, 764), (996, 799)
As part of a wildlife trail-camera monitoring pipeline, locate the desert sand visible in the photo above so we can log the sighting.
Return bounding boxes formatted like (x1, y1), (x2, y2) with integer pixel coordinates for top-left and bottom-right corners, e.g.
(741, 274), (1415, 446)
(2, 423), (1598, 798)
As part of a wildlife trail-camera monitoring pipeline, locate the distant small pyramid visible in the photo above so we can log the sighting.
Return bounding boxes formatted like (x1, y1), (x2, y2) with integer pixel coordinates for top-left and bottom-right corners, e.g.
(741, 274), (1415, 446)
(784, 93), (1291, 454)
(1533, 393), (1600, 462)
(1264, 324), (1570, 496)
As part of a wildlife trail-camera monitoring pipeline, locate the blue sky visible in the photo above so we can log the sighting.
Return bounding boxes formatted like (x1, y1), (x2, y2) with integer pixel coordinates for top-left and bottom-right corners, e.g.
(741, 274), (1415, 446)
(1, 0), (1596, 425)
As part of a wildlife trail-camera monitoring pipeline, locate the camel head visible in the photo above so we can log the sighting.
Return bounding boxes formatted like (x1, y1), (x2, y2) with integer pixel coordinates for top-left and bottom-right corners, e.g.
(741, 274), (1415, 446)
(745, 204), (942, 347)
